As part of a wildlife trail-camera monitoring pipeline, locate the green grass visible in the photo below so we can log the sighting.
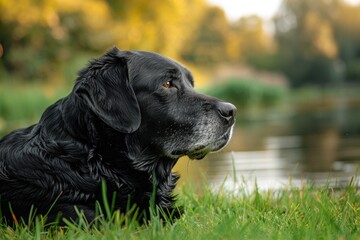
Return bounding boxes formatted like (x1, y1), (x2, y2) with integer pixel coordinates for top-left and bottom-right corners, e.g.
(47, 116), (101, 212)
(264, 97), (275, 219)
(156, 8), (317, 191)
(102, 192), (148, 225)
(0, 84), (69, 122)
(0, 179), (359, 240)
(0, 83), (70, 136)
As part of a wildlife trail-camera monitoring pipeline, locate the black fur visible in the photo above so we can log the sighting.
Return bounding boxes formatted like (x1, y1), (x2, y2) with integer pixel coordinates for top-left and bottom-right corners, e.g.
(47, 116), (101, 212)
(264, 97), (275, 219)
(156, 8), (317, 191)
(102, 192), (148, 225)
(0, 47), (236, 224)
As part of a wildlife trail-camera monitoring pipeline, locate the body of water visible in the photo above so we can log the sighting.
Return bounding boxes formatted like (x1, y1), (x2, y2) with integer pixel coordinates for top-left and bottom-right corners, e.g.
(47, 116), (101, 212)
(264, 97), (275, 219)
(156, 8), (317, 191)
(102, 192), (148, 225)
(176, 99), (360, 191)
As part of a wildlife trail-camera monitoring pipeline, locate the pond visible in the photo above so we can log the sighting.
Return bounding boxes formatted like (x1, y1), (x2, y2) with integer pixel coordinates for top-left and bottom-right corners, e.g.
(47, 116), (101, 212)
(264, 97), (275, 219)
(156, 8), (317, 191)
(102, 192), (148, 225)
(175, 98), (360, 191)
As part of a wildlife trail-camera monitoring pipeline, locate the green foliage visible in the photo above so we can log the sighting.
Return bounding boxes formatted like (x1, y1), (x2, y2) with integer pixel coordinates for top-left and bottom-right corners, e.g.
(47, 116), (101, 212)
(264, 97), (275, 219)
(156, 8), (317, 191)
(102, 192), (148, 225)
(61, 52), (94, 86)
(2, 0), (360, 88)
(0, 179), (359, 239)
(181, 6), (229, 65)
(181, 9), (274, 66)
(0, 84), (68, 122)
(274, 0), (360, 86)
(246, 52), (283, 72)
(0, 0), (207, 83)
(347, 59), (360, 81)
(205, 78), (287, 109)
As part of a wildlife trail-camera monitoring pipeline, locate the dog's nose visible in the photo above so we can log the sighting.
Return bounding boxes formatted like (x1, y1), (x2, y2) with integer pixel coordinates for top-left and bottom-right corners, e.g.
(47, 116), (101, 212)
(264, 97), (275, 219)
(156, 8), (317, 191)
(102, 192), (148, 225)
(217, 102), (237, 124)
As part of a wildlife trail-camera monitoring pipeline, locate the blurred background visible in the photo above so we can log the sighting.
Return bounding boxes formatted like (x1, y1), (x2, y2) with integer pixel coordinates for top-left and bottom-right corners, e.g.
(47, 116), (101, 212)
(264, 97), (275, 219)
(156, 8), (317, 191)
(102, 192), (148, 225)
(0, 0), (359, 190)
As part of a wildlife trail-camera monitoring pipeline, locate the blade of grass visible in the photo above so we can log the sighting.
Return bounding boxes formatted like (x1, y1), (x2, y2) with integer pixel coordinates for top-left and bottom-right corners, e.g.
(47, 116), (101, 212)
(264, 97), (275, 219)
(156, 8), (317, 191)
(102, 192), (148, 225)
(101, 179), (112, 221)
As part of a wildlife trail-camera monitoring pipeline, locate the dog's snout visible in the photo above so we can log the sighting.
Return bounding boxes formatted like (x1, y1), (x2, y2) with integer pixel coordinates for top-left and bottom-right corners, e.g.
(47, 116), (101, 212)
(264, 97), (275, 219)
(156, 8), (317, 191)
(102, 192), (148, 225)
(217, 102), (236, 124)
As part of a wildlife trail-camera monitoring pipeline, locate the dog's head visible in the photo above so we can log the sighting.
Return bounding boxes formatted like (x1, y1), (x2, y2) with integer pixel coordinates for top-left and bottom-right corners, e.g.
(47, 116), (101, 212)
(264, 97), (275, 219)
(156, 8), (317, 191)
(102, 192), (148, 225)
(75, 47), (236, 160)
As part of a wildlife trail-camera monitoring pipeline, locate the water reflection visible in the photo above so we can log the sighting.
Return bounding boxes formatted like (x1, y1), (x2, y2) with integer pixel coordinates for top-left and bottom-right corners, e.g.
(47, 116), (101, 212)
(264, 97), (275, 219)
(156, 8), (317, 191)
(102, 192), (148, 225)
(175, 101), (360, 191)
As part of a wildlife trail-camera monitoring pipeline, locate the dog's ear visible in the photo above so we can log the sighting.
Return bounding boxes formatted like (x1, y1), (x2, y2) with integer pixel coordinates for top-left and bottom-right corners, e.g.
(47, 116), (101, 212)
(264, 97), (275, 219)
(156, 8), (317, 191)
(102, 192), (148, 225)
(74, 47), (141, 133)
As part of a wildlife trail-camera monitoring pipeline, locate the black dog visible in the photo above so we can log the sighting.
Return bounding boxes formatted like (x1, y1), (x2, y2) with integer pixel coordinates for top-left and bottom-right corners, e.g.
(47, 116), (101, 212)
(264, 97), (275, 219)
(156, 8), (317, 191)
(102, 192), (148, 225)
(0, 47), (236, 224)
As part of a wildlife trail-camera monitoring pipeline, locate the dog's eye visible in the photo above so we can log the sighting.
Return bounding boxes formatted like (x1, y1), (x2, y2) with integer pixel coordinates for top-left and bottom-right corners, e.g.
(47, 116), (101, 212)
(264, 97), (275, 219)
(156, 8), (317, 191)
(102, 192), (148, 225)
(162, 81), (173, 89)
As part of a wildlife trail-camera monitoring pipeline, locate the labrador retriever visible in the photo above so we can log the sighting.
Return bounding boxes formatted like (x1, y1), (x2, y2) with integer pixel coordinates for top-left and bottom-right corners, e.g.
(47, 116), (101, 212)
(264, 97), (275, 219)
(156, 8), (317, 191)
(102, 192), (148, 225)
(0, 47), (236, 224)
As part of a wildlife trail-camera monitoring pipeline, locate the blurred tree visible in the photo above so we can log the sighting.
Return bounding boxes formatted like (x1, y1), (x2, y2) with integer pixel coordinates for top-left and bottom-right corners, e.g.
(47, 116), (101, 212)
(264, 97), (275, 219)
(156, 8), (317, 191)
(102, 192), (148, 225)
(0, 0), (206, 82)
(0, 0), (115, 82)
(231, 15), (277, 71)
(232, 16), (274, 61)
(107, 0), (206, 59)
(333, 3), (360, 81)
(3, 0), (360, 87)
(181, 8), (276, 69)
(180, 6), (230, 64)
(274, 0), (342, 87)
(274, 0), (360, 86)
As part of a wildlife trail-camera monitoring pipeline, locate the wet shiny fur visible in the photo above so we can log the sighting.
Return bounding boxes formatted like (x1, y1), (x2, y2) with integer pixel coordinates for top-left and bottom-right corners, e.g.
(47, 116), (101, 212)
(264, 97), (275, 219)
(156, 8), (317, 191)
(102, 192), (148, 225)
(0, 48), (236, 224)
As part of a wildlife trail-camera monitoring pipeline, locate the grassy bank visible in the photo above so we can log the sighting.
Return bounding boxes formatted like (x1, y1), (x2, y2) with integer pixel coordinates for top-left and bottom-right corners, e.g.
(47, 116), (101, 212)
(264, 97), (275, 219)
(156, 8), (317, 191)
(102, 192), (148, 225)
(0, 84), (69, 122)
(0, 180), (359, 240)
(204, 78), (288, 110)
(0, 84), (69, 136)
